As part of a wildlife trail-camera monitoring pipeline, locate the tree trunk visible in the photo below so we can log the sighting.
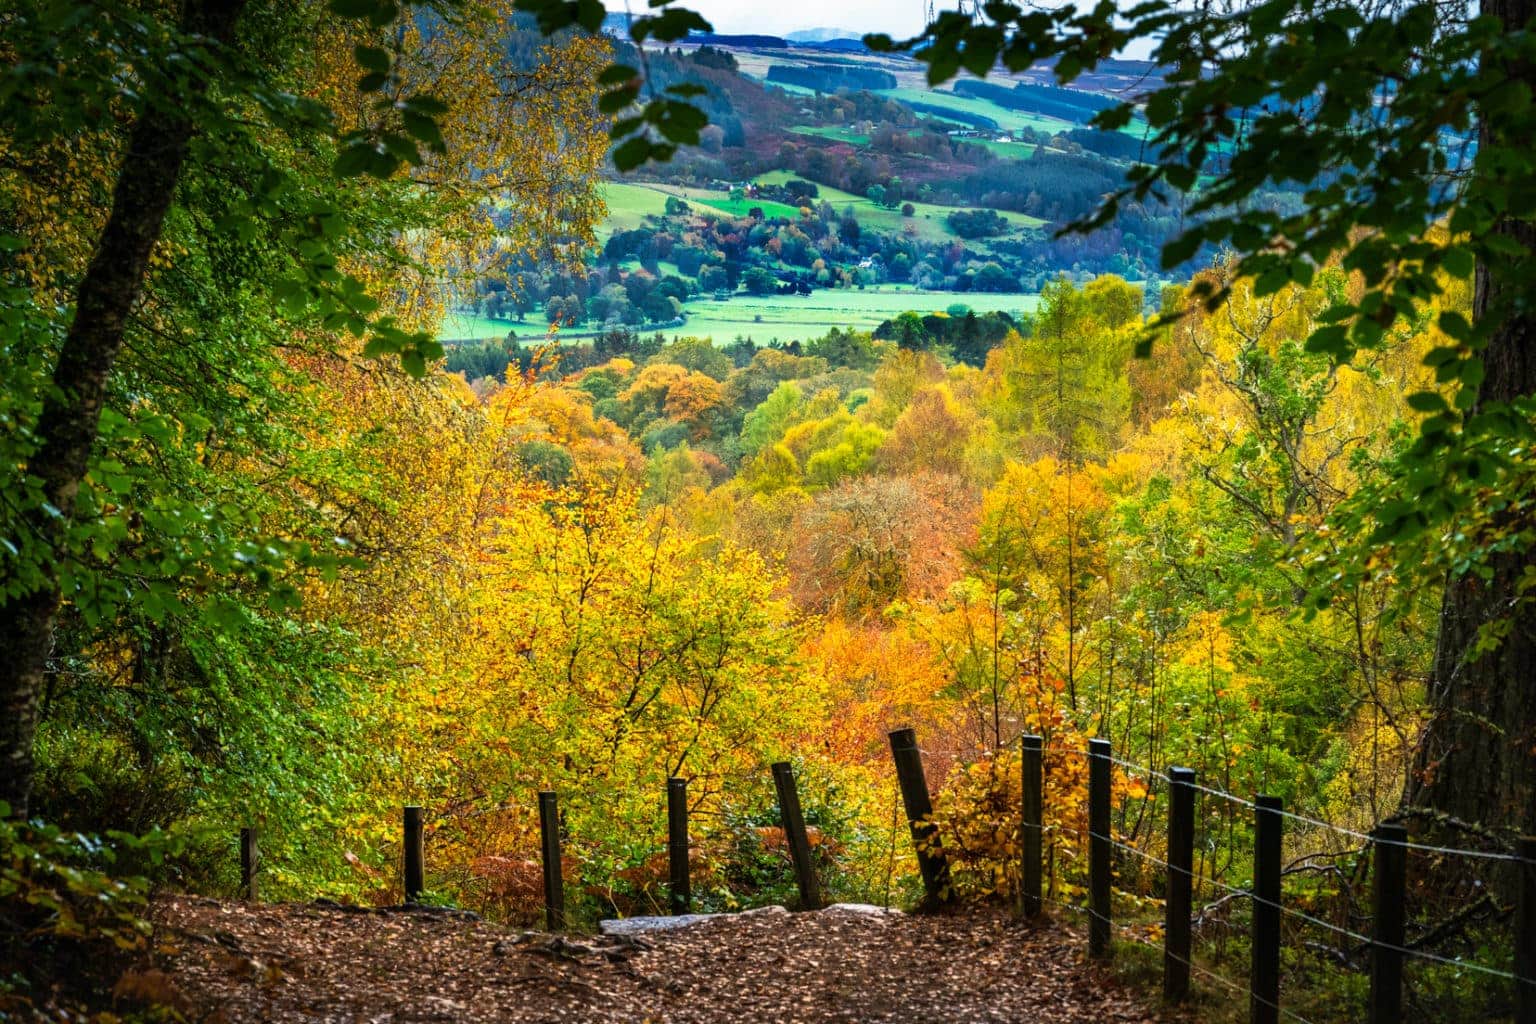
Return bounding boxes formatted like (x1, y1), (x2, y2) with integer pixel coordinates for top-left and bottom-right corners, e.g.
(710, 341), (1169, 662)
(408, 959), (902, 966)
(0, 0), (245, 819)
(1406, 0), (1536, 843)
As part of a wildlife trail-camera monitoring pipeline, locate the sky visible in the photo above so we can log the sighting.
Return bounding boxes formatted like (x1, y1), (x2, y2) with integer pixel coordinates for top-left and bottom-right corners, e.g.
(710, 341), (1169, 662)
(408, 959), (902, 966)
(605, 0), (929, 39)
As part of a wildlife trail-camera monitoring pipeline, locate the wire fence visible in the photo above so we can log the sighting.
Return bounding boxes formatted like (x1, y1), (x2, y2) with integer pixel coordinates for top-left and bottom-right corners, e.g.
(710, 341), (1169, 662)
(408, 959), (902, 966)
(1011, 739), (1529, 1019)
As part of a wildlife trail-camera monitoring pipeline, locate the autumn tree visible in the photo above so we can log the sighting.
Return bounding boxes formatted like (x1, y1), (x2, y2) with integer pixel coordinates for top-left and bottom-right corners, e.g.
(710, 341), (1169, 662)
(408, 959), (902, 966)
(0, 0), (605, 818)
(982, 278), (1132, 460)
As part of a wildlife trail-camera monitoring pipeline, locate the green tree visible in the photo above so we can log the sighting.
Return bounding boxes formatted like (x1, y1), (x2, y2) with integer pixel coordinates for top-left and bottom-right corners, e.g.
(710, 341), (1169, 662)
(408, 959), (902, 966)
(0, 0), (598, 817)
(742, 266), (778, 296)
(988, 277), (1131, 461)
(740, 382), (806, 456)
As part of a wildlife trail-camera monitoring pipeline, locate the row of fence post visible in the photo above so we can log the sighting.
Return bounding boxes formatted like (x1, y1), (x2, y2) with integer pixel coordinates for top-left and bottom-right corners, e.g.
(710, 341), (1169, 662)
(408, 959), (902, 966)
(235, 728), (1536, 1023)
(1012, 735), (1536, 1024)
(236, 763), (827, 919)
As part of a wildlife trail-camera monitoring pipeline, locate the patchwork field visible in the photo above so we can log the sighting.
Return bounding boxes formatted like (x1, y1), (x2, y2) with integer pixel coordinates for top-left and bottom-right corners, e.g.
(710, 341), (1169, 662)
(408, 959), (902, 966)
(599, 178), (1046, 248)
(879, 87), (1078, 135)
(750, 170), (1046, 237)
(445, 182), (1050, 346)
(878, 86), (1154, 140)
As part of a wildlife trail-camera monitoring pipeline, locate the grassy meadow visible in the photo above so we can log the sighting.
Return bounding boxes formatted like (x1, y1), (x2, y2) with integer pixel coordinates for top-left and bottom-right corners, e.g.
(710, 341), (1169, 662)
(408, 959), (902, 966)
(440, 286), (1040, 346)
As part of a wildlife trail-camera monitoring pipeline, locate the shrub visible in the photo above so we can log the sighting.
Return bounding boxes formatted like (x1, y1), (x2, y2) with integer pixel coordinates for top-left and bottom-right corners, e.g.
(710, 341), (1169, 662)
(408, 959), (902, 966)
(0, 810), (189, 1018)
(921, 708), (1135, 903)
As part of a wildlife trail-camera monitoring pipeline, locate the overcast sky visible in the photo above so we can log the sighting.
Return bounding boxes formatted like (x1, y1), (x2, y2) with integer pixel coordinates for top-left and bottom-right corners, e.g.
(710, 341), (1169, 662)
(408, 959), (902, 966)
(606, 1), (929, 39)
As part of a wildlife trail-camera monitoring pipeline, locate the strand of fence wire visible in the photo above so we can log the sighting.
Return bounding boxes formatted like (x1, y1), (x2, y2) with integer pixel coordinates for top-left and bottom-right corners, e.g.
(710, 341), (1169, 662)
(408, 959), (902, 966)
(1061, 811), (1523, 982)
(1110, 920), (1326, 1024)
(1102, 833), (1257, 899)
(1036, 743), (1522, 862)
(1030, 826), (1520, 1000)
(1038, 824), (1253, 910)
(1036, 890), (1323, 1024)
(1099, 822), (1517, 982)
(1135, 902), (1514, 1011)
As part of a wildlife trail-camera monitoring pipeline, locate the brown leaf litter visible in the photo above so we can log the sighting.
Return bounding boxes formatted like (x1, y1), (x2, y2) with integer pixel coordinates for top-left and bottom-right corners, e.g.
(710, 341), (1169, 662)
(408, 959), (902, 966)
(142, 895), (1165, 1023)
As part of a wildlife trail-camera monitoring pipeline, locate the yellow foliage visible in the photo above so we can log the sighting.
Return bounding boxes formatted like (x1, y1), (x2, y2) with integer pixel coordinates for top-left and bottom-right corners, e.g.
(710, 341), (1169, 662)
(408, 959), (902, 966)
(922, 704), (1132, 903)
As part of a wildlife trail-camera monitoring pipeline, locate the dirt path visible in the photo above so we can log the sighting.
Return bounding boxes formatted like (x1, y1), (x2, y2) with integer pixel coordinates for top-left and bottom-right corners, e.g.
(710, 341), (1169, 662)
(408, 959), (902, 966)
(145, 896), (1161, 1023)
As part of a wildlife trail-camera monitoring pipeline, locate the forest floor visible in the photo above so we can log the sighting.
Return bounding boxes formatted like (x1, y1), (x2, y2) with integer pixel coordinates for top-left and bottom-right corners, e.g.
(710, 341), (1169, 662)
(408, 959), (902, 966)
(137, 896), (1168, 1023)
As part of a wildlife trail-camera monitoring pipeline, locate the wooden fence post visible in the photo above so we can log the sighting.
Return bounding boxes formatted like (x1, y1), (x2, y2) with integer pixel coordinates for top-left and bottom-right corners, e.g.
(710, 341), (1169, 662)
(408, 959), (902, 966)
(239, 827), (259, 902)
(1164, 767), (1195, 1003)
(403, 806), (424, 903)
(1368, 823), (1407, 1024)
(771, 761), (821, 910)
(1088, 738), (1112, 958)
(889, 727), (949, 907)
(539, 791), (565, 931)
(1251, 795), (1282, 1024)
(668, 777), (690, 915)
(1519, 836), (1536, 1024)
(1021, 734), (1043, 919)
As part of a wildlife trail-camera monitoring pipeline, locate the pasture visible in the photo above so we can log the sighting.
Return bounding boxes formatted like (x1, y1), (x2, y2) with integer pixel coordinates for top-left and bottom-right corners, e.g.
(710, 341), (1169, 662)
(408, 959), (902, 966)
(438, 287), (1039, 346)
(673, 287), (1039, 345)
(752, 170), (1047, 240)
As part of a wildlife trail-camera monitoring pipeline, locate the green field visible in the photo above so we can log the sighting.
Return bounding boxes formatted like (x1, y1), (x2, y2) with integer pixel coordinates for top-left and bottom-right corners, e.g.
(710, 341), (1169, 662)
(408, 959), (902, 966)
(439, 287), (1039, 346)
(879, 86), (1153, 140)
(752, 169), (1046, 240)
(598, 181), (672, 238)
(788, 124), (872, 145)
(674, 287), (1039, 345)
(694, 195), (807, 219)
(439, 311), (531, 343)
(962, 139), (1040, 159)
(880, 87), (1078, 135)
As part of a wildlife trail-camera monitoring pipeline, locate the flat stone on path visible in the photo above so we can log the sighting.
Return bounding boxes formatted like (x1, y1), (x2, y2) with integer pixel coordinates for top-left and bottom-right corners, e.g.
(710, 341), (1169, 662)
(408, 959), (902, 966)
(820, 902), (903, 916)
(601, 912), (718, 935)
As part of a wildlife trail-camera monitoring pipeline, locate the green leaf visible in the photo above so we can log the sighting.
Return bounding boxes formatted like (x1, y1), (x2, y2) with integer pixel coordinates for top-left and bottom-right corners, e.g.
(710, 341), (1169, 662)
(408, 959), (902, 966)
(334, 141), (375, 177)
(1441, 245), (1475, 278)
(1253, 267), (1289, 296)
(1305, 324), (1350, 356)
(353, 45), (390, 75)
(613, 136), (656, 171)
(1437, 310), (1472, 341)
(401, 111), (443, 147)
(1161, 229), (1203, 269)
(1406, 391), (1450, 413)
(598, 64), (639, 85)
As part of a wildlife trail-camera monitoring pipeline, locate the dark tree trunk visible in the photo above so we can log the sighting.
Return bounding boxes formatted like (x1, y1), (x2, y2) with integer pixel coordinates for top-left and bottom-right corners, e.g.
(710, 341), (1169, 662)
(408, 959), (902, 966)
(1406, 0), (1536, 843)
(0, 0), (245, 819)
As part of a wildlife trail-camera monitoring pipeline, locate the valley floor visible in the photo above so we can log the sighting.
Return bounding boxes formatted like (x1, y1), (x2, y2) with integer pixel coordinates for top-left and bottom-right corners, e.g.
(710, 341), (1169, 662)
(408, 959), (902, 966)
(142, 896), (1162, 1023)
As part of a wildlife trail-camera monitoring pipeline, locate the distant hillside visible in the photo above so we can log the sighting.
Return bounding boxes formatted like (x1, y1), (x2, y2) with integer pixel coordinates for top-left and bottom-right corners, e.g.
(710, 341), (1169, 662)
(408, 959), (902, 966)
(689, 32), (789, 48)
(800, 38), (873, 53)
(785, 28), (864, 42)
